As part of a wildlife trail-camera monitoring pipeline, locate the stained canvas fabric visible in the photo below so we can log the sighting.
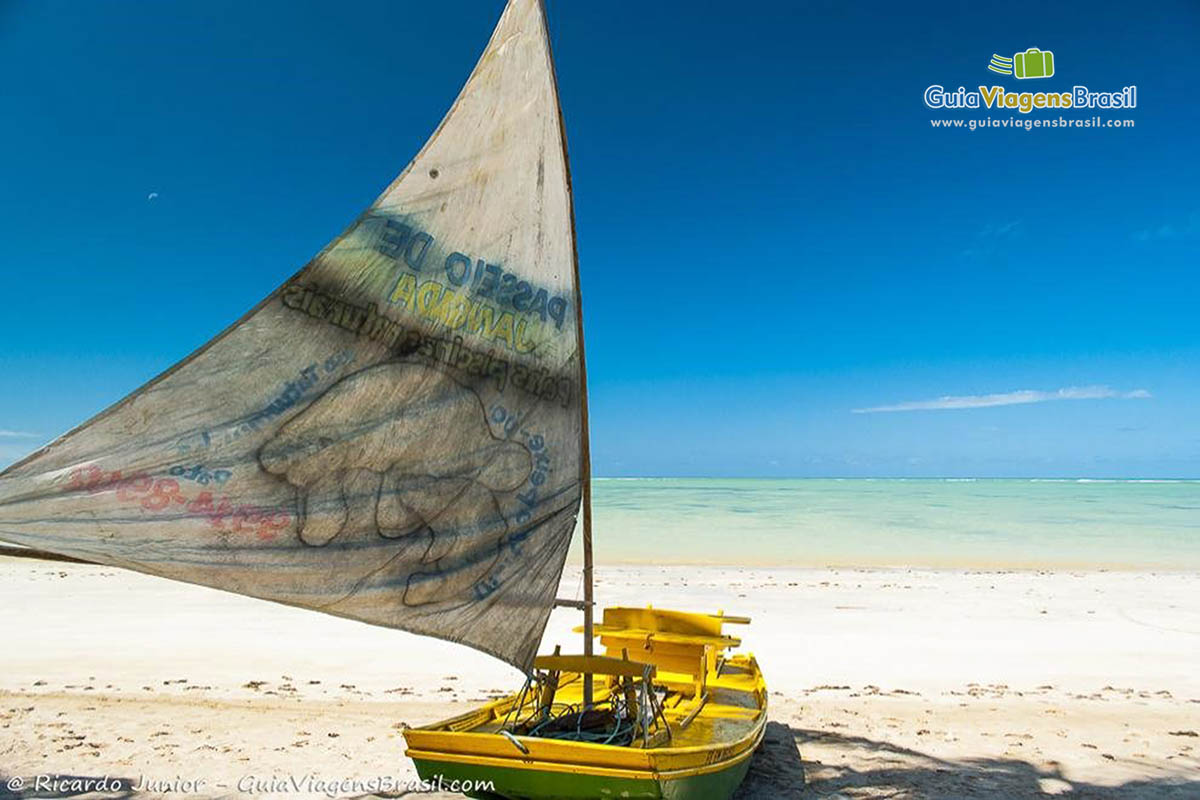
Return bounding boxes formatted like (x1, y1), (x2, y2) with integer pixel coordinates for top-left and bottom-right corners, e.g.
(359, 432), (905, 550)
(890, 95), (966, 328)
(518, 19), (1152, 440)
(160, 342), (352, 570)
(0, 0), (581, 670)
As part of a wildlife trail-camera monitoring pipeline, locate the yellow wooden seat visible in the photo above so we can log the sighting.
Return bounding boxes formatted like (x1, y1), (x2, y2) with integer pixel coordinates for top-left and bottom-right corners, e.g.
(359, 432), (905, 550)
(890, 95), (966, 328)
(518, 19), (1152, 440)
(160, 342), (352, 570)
(588, 624), (742, 650)
(532, 653), (656, 678)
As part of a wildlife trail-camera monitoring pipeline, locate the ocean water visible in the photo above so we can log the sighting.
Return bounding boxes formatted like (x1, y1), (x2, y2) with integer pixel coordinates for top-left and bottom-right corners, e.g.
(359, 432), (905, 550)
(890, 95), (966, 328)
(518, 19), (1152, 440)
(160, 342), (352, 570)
(569, 478), (1200, 570)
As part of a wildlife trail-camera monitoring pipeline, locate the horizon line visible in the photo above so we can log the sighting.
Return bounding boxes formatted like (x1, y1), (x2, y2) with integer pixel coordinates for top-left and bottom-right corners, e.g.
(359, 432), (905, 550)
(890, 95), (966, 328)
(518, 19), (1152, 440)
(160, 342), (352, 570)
(591, 475), (1199, 481)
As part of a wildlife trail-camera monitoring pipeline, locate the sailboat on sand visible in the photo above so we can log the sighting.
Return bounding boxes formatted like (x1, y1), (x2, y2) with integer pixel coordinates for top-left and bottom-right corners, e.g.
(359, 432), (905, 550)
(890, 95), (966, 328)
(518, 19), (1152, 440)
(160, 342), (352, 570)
(0, 1), (766, 798)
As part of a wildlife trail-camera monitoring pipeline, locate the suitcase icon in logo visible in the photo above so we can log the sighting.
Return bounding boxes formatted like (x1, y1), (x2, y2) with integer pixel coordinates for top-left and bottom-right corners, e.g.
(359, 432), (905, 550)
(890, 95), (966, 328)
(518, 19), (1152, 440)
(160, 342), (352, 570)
(1014, 48), (1054, 79)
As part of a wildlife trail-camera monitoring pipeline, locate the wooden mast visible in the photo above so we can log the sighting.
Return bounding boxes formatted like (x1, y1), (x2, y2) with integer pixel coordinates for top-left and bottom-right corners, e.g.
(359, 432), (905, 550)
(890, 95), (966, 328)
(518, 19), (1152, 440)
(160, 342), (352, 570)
(538, 0), (594, 707)
(579, 342), (595, 709)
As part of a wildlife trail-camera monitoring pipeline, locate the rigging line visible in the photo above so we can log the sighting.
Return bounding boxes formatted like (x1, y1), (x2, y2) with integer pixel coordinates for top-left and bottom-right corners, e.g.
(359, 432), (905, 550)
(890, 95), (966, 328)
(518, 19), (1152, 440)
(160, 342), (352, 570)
(0, 544), (92, 564)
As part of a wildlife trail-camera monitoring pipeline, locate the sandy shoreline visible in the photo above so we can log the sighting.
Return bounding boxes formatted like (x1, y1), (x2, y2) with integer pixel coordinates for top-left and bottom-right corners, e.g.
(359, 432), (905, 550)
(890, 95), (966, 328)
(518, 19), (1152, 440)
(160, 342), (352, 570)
(1, 557), (1198, 798)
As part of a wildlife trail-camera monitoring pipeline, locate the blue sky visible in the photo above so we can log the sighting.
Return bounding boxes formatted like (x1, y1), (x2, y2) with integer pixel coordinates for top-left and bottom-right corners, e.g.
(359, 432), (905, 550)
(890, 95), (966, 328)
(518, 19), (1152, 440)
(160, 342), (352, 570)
(1, 0), (1196, 477)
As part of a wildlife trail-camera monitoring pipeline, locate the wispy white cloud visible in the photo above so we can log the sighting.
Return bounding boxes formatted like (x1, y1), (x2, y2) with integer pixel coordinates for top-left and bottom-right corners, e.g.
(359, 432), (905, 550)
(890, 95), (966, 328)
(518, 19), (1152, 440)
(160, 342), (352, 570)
(853, 386), (1152, 414)
(0, 440), (37, 469)
(0, 430), (40, 438)
(962, 220), (1022, 258)
(1134, 210), (1199, 241)
(983, 220), (1021, 238)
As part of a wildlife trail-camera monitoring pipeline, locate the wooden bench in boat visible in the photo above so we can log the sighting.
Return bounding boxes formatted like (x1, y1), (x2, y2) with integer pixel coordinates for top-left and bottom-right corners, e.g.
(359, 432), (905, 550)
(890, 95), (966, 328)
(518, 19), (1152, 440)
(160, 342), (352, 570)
(532, 653), (657, 678)
(574, 606), (755, 700)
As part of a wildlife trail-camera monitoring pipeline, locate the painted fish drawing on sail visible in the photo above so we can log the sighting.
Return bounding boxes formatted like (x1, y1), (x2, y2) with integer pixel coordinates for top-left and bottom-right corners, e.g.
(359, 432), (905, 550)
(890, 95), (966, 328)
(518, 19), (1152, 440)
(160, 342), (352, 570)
(258, 360), (536, 606)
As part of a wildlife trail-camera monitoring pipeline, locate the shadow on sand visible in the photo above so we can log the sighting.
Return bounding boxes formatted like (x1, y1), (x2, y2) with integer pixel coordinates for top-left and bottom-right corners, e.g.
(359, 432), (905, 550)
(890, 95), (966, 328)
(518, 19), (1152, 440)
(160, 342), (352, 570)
(785, 726), (1200, 799)
(734, 721), (807, 798)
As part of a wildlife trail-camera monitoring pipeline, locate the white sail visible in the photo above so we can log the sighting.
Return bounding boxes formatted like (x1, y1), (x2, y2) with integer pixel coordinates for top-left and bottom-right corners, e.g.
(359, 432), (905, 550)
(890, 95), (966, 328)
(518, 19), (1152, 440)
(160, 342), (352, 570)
(0, 0), (581, 670)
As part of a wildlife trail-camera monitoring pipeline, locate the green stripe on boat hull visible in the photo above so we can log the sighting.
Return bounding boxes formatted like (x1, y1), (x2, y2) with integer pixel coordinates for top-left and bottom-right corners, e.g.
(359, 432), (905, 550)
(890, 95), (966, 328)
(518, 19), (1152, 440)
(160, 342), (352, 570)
(412, 755), (754, 800)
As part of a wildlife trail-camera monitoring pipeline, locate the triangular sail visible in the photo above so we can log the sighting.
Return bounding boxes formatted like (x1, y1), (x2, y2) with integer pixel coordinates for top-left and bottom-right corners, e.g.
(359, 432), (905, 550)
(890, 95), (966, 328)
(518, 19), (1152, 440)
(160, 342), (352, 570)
(0, 0), (581, 670)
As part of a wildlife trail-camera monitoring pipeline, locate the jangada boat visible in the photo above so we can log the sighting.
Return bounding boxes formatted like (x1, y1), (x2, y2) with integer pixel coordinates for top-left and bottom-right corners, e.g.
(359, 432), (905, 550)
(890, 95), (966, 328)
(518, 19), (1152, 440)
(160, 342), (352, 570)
(406, 606), (767, 799)
(0, 1), (766, 798)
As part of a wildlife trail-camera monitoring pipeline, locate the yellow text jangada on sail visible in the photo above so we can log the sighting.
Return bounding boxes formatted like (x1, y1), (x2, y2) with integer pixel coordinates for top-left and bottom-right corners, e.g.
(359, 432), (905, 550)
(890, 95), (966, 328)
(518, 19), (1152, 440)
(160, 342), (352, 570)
(374, 218), (570, 356)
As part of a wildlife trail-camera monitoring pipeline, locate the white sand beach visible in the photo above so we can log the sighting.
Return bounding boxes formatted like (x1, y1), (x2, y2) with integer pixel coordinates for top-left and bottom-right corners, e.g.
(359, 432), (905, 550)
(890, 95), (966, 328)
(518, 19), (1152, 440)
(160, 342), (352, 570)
(1, 556), (1198, 798)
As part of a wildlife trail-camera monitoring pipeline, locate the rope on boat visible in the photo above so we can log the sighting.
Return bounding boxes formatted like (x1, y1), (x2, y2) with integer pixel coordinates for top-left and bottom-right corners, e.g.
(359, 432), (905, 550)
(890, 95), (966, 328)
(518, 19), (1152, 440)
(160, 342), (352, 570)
(500, 672), (637, 747)
(524, 698), (634, 746)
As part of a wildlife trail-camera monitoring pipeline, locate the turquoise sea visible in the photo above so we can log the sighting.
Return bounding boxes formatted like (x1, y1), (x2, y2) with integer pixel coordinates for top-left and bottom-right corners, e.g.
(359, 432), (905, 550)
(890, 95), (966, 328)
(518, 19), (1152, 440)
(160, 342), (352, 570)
(572, 479), (1200, 570)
